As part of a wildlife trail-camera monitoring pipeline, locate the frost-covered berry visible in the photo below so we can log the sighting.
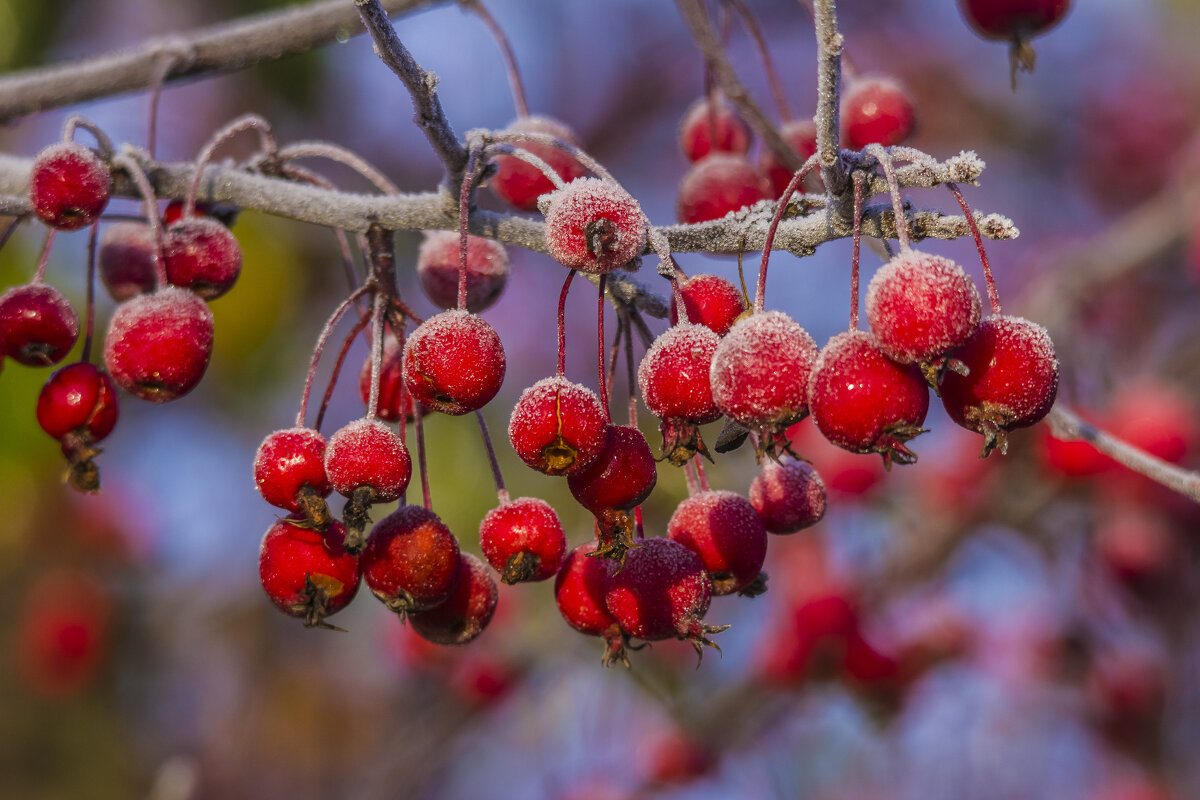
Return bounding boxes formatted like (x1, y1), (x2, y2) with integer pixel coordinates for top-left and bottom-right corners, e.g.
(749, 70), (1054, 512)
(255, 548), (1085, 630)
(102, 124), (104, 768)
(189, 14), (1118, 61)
(508, 376), (608, 476)
(409, 552), (498, 646)
(555, 540), (628, 667)
(417, 230), (509, 313)
(103, 287), (213, 403)
(639, 323), (721, 464)
(402, 309), (505, 415)
(567, 425), (657, 519)
(678, 95), (753, 163)
(542, 177), (649, 274)
(760, 119), (819, 197)
(28, 142), (111, 231)
(668, 273), (746, 336)
(841, 77), (916, 150)
(491, 116), (588, 212)
(259, 516), (361, 628)
(667, 490), (768, 596)
(325, 418), (412, 550)
(98, 222), (157, 301)
(253, 427), (332, 526)
(479, 497), (566, 584)
(358, 331), (416, 422)
(163, 216), (242, 300)
(749, 458), (826, 534)
(361, 505), (462, 617)
(676, 154), (771, 225)
(36, 362), (119, 443)
(0, 283), (79, 367)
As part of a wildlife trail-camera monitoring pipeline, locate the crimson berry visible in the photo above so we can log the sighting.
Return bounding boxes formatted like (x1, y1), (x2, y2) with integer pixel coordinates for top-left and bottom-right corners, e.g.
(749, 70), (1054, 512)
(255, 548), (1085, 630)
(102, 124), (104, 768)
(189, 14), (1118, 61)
(358, 330), (416, 423)
(163, 216), (242, 300)
(543, 177), (649, 274)
(709, 310), (818, 454)
(1106, 380), (1197, 467)
(567, 424), (657, 519)
(98, 221), (157, 301)
(676, 154), (771, 225)
(638, 323), (721, 464)
(163, 199), (216, 227)
(361, 505), (462, 616)
(668, 273), (746, 336)
(0, 283), (79, 367)
(958, 0), (1071, 78)
(409, 552), (498, 646)
(678, 95), (753, 163)
(103, 286), (214, 403)
(865, 250), (981, 369)
(760, 119), (820, 197)
(325, 417), (412, 550)
(841, 77), (916, 150)
(491, 115), (588, 212)
(749, 458), (827, 534)
(416, 230), (508, 313)
(402, 309), (505, 415)
(253, 426), (332, 527)
(807, 330), (930, 466)
(603, 537), (726, 657)
(15, 570), (111, 697)
(940, 315), (1059, 455)
(508, 376), (608, 476)
(28, 142), (111, 231)
(554, 540), (628, 667)
(259, 515), (361, 628)
(1038, 411), (1109, 478)
(479, 497), (566, 584)
(666, 490), (768, 597)
(36, 362), (119, 442)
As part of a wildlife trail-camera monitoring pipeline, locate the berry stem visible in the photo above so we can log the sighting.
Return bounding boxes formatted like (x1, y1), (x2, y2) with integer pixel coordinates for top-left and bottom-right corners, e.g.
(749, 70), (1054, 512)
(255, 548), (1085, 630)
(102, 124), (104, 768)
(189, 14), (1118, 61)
(314, 311), (371, 433)
(31, 229), (55, 284)
(864, 144), (911, 251)
(648, 228), (690, 324)
(948, 182), (1002, 315)
(277, 141), (400, 194)
(622, 309), (639, 428)
(457, 145), (483, 312)
(475, 410), (509, 503)
(725, 0), (792, 122)
(62, 115), (114, 160)
(849, 170), (865, 331)
(187, 113), (277, 217)
(682, 459), (700, 496)
(365, 290), (386, 420)
(754, 153), (821, 312)
(277, 163), (369, 299)
(0, 217), (20, 255)
(556, 269), (576, 378)
(460, 0), (529, 119)
(296, 285), (373, 428)
(146, 50), (185, 160)
(414, 399), (433, 511)
(693, 453), (711, 492)
(482, 132), (615, 184)
(597, 274), (611, 422)
(81, 222), (98, 364)
(634, 505), (645, 540)
(111, 152), (168, 288)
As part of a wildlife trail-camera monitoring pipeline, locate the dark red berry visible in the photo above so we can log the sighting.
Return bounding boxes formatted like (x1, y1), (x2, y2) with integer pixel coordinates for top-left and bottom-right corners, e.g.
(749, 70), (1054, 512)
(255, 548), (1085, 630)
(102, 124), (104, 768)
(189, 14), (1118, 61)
(668, 273), (746, 336)
(358, 329), (416, 423)
(543, 177), (649, 274)
(28, 142), (111, 231)
(361, 505), (462, 616)
(666, 490), (768, 597)
(508, 376), (608, 476)
(807, 330), (930, 466)
(103, 286), (214, 403)
(258, 515), (361, 628)
(417, 230), (508, 313)
(0, 283), (79, 367)
(638, 323), (721, 464)
(98, 222), (157, 301)
(940, 315), (1059, 455)
(958, 0), (1070, 41)
(409, 552), (498, 646)
(402, 309), (505, 415)
(253, 426), (332, 521)
(479, 497), (566, 584)
(491, 116), (588, 212)
(761, 119), (820, 197)
(676, 154), (771, 225)
(555, 540), (628, 667)
(567, 424), (657, 518)
(865, 250), (981, 367)
(678, 95), (753, 163)
(163, 199), (215, 227)
(841, 77), (916, 150)
(15, 569), (111, 697)
(749, 458), (827, 534)
(324, 418), (411, 502)
(163, 216), (242, 300)
(36, 362), (119, 442)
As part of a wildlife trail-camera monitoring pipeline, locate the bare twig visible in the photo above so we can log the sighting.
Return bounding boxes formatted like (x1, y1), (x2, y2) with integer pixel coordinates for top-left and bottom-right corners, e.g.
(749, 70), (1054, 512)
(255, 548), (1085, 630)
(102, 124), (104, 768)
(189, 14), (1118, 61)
(812, 0), (847, 195)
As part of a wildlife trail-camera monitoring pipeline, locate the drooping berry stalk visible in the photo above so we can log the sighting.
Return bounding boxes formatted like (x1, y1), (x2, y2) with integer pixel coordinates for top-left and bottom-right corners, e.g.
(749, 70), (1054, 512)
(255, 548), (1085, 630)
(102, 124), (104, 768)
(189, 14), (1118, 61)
(296, 285), (373, 429)
(849, 170), (865, 331)
(754, 153), (821, 312)
(62, 116), (114, 160)
(621, 308), (639, 429)
(725, 0), (792, 123)
(315, 313), (371, 433)
(414, 399), (432, 511)
(32, 230), (56, 284)
(110, 153), (167, 288)
(146, 50), (185, 160)
(475, 410), (509, 504)
(276, 141), (400, 195)
(948, 182), (1002, 315)
(682, 459), (701, 496)
(460, 0), (529, 118)
(693, 453), (712, 492)
(863, 143), (911, 251)
(556, 269), (576, 377)
(597, 274), (610, 422)
(483, 133), (615, 185)
(186, 114), (277, 217)
(456, 145), (484, 312)
(81, 224), (98, 364)
(365, 291), (387, 419)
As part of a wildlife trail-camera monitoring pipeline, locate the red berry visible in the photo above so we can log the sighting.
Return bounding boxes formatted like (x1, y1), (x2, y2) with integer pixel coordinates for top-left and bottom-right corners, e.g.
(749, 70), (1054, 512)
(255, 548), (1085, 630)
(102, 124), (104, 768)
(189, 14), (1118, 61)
(638, 323), (721, 463)
(841, 77), (916, 150)
(0, 283), (79, 367)
(409, 552), (498, 646)
(361, 505), (462, 615)
(36, 362), (119, 442)
(15, 569), (111, 697)
(324, 418), (412, 502)
(865, 250), (981, 366)
(508, 376), (608, 475)
(678, 95), (753, 163)
(1038, 411), (1109, 478)
(958, 0), (1070, 41)
(554, 540), (628, 666)
(676, 154), (771, 225)
(668, 273), (746, 336)
(709, 310), (818, 449)
(416, 230), (508, 313)
(940, 315), (1059, 455)
(103, 286), (214, 403)
(163, 199), (216, 227)
(749, 458), (827, 534)
(258, 515), (361, 627)
(567, 424), (657, 518)
(760, 119), (819, 197)
(358, 330), (416, 423)
(479, 497), (566, 584)
(28, 142), (111, 231)
(807, 330), (930, 465)
(491, 115), (588, 212)
(1106, 380), (1197, 466)
(543, 177), (649, 274)
(98, 221), (157, 301)
(666, 490), (768, 596)
(402, 309), (505, 415)
(253, 426), (332, 514)
(163, 216), (242, 300)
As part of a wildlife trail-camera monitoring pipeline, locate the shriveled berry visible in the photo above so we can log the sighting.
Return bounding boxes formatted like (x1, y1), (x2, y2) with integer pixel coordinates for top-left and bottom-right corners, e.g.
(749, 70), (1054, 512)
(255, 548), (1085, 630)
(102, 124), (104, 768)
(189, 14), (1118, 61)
(98, 222), (157, 301)
(555, 540), (628, 667)
(567, 425), (657, 518)
(479, 497), (566, 584)
(940, 315), (1059, 455)
(163, 216), (242, 300)
(0, 283), (79, 367)
(676, 154), (771, 225)
(358, 330), (416, 422)
(542, 177), (649, 274)
(667, 490), (768, 596)
(865, 250), (981, 367)
(491, 115), (588, 212)
(508, 376), (608, 475)
(749, 458), (827, 534)
(841, 77), (916, 150)
(258, 515), (361, 628)
(324, 418), (411, 502)
(639, 323), (721, 464)
(103, 286), (214, 403)
(678, 95), (753, 163)
(417, 230), (508, 313)
(409, 552), (498, 646)
(668, 273), (746, 336)
(402, 309), (505, 415)
(761, 119), (819, 197)
(28, 142), (111, 231)
(807, 330), (929, 466)
(253, 426), (332, 520)
(361, 505), (462, 616)
(36, 362), (119, 442)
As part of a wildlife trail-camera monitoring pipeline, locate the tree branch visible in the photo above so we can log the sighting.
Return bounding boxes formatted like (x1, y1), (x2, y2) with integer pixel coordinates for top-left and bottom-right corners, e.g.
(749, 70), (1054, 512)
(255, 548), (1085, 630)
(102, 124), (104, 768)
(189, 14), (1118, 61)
(812, 0), (846, 195)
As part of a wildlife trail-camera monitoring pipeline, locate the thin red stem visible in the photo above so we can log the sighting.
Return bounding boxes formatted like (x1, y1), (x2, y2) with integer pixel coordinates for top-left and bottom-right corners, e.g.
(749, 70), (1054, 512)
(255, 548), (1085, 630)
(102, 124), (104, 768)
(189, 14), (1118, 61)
(314, 312), (371, 433)
(865, 144), (910, 251)
(458, 147), (482, 312)
(726, 0), (792, 122)
(415, 400), (432, 511)
(462, 0), (529, 118)
(296, 285), (373, 428)
(556, 269), (576, 377)
(597, 274), (610, 422)
(849, 170), (865, 331)
(634, 506), (645, 540)
(755, 153), (821, 312)
(948, 183), (1002, 315)
(693, 453), (712, 492)
(32, 229), (55, 284)
(366, 291), (386, 419)
(475, 410), (509, 503)
(111, 153), (167, 287)
(81, 223), (98, 364)
(682, 460), (700, 496)
(187, 114), (276, 217)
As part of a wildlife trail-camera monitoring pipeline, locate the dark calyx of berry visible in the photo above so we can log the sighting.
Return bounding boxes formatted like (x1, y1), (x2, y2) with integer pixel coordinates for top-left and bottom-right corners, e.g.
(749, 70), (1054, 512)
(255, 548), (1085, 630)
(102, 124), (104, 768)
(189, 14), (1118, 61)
(293, 484), (333, 533)
(292, 572), (349, 631)
(340, 485), (379, 553)
(686, 619), (732, 667)
(875, 422), (929, 468)
(59, 429), (103, 493)
(501, 551), (540, 585)
(541, 437), (579, 474)
(658, 418), (712, 466)
(590, 511), (642, 566)
(737, 571), (769, 599)
(585, 218), (619, 260)
(964, 402), (1022, 457)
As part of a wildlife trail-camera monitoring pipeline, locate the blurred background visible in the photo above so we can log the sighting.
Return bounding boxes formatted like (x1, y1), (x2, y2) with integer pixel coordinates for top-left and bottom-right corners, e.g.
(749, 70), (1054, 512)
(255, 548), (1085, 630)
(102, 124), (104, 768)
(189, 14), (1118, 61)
(2, 0), (1200, 797)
